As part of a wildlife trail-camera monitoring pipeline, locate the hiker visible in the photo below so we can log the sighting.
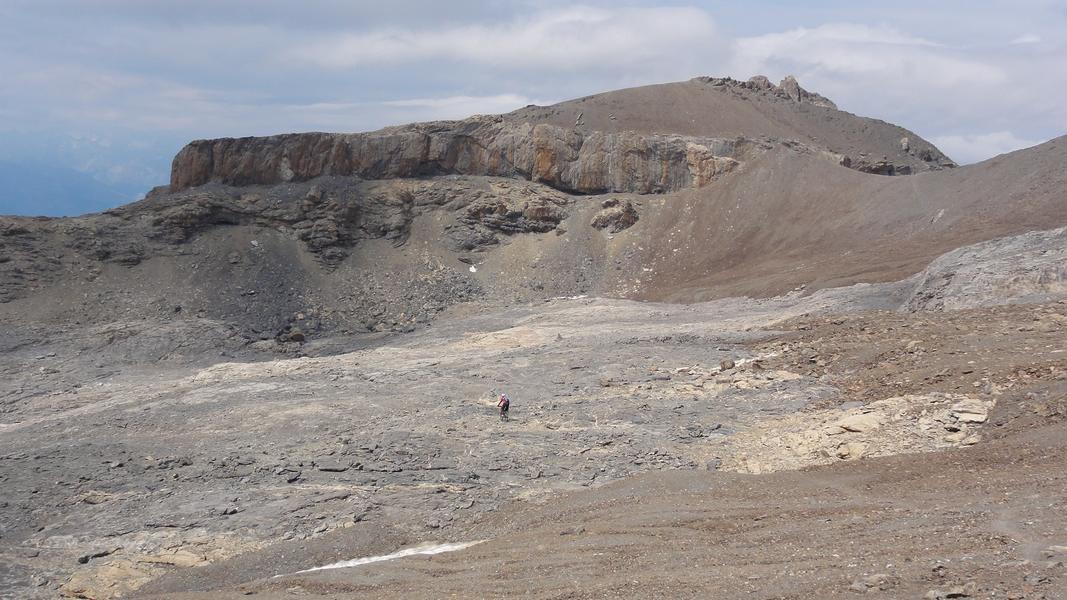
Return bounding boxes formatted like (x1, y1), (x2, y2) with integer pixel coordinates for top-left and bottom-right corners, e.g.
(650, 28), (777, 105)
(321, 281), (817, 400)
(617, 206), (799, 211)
(497, 393), (510, 421)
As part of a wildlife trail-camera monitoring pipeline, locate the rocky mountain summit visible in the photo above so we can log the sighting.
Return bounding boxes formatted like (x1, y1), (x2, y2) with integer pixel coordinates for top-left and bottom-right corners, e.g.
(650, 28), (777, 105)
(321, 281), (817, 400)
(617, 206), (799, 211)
(171, 75), (951, 196)
(741, 74), (839, 109)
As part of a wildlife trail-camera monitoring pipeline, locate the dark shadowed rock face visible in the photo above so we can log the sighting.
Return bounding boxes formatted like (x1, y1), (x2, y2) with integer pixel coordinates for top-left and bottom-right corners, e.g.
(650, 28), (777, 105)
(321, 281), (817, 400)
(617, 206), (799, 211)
(0, 175), (580, 338)
(170, 119), (752, 196)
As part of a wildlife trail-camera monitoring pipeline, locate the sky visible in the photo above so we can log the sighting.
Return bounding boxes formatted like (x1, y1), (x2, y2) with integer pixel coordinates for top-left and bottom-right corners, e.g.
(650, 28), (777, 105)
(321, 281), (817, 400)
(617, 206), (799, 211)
(1, 0), (1066, 215)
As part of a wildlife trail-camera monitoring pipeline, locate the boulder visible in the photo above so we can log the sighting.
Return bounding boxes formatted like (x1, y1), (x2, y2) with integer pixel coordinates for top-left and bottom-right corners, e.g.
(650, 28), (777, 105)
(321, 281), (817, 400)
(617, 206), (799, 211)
(776, 75), (838, 109)
(950, 399), (990, 423)
(836, 441), (868, 460)
(746, 75), (775, 91)
(590, 201), (639, 233)
(835, 412), (884, 433)
(778, 76), (803, 102)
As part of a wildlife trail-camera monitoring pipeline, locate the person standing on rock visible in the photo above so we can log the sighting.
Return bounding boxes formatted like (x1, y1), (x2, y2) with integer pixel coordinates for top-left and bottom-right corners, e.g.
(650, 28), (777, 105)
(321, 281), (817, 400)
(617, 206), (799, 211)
(498, 393), (511, 422)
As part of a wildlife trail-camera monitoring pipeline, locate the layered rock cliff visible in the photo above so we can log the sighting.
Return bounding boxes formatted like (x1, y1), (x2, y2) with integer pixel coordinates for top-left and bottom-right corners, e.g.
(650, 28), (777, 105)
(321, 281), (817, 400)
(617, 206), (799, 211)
(171, 119), (751, 195)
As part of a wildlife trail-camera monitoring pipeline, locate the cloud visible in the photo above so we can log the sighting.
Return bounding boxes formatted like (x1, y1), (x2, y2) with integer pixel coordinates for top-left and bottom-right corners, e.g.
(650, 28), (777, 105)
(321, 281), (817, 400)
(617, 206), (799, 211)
(379, 94), (543, 118)
(3, 1), (1067, 213)
(733, 23), (1005, 88)
(284, 6), (725, 72)
(273, 94), (544, 131)
(3, 4), (728, 138)
(726, 20), (1067, 164)
(930, 131), (1043, 164)
(1010, 33), (1042, 44)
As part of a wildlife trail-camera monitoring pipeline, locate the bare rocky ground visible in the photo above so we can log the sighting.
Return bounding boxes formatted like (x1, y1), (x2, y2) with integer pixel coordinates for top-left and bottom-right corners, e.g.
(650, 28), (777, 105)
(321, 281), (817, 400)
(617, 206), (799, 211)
(145, 298), (1067, 600)
(0, 285), (875, 598)
(3, 274), (1066, 599)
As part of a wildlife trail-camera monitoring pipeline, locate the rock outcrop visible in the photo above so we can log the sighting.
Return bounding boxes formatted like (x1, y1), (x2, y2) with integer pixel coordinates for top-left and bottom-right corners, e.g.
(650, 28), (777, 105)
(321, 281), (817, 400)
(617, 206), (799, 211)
(171, 119), (751, 195)
(693, 74), (839, 109)
(590, 199), (639, 233)
(773, 75), (838, 109)
(902, 226), (1067, 311)
(718, 393), (995, 473)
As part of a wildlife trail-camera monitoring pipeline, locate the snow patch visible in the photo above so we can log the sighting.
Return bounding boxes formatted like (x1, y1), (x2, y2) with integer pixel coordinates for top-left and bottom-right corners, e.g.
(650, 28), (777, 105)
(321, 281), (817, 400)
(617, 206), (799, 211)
(283, 540), (486, 576)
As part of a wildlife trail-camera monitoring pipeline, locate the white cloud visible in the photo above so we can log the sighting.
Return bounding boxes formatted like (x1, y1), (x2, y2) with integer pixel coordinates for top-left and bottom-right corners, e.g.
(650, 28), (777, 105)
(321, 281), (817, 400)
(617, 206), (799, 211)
(930, 131), (1043, 164)
(743, 23), (942, 50)
(1010, 33), (1042, 44)
(733, 23), (1005, 88)
(724, 21), (1067, 164)
(379, 94), (542, 118)
(273, 94), (544, 131)
(285, 6), (725, 72)
(3, 4), (727, 141)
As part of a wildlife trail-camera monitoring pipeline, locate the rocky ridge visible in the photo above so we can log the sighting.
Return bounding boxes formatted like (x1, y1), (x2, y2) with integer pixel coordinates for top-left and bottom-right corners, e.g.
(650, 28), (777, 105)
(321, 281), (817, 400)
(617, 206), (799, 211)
(506, 75), (954, 176)
(724, 74), (838, 109)
(170, 75), (951, 196)
(694, 75), (950, 175)
(170, 120), (754, 195)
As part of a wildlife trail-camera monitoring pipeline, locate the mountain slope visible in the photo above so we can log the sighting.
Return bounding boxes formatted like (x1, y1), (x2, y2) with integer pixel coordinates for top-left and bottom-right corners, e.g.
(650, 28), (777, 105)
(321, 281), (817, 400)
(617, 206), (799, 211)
(506, 76), (953, 175)
(0, 78), (1064, 346)
(624, 134), (1067, 300)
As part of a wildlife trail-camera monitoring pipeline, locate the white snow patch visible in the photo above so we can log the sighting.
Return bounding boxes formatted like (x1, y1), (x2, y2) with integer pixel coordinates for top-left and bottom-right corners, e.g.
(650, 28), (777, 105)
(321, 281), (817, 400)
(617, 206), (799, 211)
(284, 540), (486, 576)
